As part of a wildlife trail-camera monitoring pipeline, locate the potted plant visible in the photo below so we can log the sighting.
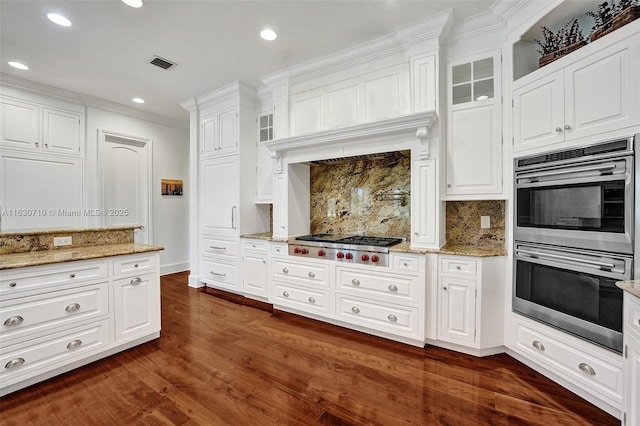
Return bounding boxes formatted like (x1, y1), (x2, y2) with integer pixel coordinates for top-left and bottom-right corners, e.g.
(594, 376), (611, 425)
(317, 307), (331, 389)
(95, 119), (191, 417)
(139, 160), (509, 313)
(588, 0), (640, 41)
(535, 19), (586, 67)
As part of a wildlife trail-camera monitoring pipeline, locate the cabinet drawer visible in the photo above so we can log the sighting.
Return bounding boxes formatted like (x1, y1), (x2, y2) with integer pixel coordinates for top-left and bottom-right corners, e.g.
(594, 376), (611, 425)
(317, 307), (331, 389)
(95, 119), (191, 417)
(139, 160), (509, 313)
(625, 294), (640, 339)
(440, 257), (477, 276)
(0, 282), (109, 344)
(201, 258), (240, 291)
(273, 282), (330, 315)
(0, 262), (108, 298)
(241, 239), (268, 253)
(515, 322), (622, 400)
(337, 268), (416, 303)
(336, 294), (419, 338)
(201, 236), (239, 259)
(391, 253), (420, 274)
(113, 255), (156, 277)
(0, 319), (111, 386)
(271, 243), (287, 257)
(272, 260), (328, 288)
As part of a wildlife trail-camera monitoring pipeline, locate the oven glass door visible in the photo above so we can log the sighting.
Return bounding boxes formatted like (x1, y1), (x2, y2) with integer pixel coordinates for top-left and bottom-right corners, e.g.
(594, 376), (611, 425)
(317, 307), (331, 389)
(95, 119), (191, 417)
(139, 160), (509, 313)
(516, 180), (625, 232)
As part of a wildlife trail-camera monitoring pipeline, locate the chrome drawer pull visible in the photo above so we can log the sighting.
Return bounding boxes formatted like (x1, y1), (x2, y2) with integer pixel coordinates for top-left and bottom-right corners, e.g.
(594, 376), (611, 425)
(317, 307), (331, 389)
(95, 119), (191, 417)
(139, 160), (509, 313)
(308, 272), (315, 278)
(70, 273), (76, 278)
(9, 282), (17, 288)
(282, 291), (289, 298)
(532, 340), (545, 351)
(351, 306), (360, 314)
(130, 277), (143, 285)
(282, 268), (289, 274)
(134, 264), (139, 268)
(351, 279), (360, 286)
(308, 297), (316, 304)
(209, 246), (226, 250)
(3, 316), (24, 326)
(65, 303), (81, 313)
(5, 358), (25, 369)
(578, 362), (596, 376)
(210, 272), (226, 277)
(388, 284), (398, 292)
(455, 266), (461, 270)
(387, 314), (398, 322)
(66, 339), (83, 350)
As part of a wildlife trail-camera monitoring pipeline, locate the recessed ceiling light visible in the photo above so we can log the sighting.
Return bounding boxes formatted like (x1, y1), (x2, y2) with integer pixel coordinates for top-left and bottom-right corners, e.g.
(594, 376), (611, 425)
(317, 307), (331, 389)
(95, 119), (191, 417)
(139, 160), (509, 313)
(47, 13), (72, 27)
(132, 97), (145, 104)
(122, 0), (143, 8)
(476, 95), (489, 101)
(8, 61), (29, 71)
(260, 29), (277, 41)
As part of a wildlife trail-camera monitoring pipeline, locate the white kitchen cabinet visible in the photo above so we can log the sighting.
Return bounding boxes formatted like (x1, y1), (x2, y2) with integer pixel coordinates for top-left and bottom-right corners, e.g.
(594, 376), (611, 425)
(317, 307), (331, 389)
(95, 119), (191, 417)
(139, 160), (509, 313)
(623, 293), (640, 426)
(241, 238), (269, 299)
(513, 27), (640, 153)
(200, 108), (238, 158)
(437, 255), (504, 350)
(255, 113), (274, 203)
(446, 53), (502, 197)
(0, 96), (83, 156)
(113, 272), (159, 344)
(271, 256), (331, 316)
(410, 158), (437, 247)
(200, 156), (238, 236)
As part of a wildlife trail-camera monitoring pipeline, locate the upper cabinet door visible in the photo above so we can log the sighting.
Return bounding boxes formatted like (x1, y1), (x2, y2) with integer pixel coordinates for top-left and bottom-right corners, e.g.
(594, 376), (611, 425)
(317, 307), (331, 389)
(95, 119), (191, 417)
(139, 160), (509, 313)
(42, 108), (82, 155)
(0, 97), (39, 150)
(200, 114), (218, 158)
(512, 71), (565, 152)
(564, 35), (640, 142)
(217, 108), (238, 156)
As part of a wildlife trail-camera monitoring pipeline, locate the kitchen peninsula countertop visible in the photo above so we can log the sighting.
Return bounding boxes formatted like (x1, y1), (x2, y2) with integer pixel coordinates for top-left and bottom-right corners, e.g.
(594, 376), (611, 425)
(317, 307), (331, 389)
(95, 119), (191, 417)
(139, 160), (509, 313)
(0, 243), (164, 270)
(615, 280), (640, 299)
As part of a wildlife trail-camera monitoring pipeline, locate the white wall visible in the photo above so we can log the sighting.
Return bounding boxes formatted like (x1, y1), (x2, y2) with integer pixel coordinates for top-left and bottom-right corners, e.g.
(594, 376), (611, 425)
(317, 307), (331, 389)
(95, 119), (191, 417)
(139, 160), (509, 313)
(85, 107), (189, 275)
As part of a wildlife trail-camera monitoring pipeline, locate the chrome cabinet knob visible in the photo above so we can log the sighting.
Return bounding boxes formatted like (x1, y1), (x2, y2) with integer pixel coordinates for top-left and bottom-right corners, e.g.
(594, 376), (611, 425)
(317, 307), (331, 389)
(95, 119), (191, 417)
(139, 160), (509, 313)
(455, 266), (461, 270)
(308, 272), (315, 278)
(351, 306), (360, 314)
(70, 273), (76, 278)
(282, 291), (289, 298)
(130, 277), (143, 285)
(555, 126), (562, 132)
(308, 297), (315, 304)
(5, 358), (25, 369)
(282, 267), (289, 274)
(9, 282), (17, 288)
(65, 303), (81, 312)
(564, 124), (571, 130)
(388, 284), (398, 292)
(387, 314), (398, 322)
(532, 340), (545, 351)
(578, 362), (595, 376)
(134, 264), (139, 268)
(443, 286), (447, 290)
(67, 339), (83, 350)
(3, 315), (24, 326)
(351, 279), (360, 286)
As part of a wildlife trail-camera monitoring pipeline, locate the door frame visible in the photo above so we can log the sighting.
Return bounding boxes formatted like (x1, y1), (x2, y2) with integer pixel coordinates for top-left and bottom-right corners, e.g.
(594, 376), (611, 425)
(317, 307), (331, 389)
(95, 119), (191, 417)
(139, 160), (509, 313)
(97, 129), (153, 244)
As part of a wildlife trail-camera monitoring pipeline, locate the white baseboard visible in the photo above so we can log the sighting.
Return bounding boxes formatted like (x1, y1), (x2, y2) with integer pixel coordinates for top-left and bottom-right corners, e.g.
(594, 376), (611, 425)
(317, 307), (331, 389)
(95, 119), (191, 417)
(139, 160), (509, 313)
(160, 262), (190, 276)
(188, 274), (203, 288)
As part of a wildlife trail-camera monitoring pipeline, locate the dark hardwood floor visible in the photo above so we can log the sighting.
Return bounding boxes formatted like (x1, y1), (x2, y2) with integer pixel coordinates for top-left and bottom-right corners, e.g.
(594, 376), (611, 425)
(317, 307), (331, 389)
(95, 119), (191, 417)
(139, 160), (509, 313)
(0, 271), (618, 425)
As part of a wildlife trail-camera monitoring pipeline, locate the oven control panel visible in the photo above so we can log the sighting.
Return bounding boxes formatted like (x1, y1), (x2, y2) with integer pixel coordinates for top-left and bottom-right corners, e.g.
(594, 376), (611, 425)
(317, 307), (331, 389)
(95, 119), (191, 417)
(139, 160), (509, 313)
(288, 244), (388, 266)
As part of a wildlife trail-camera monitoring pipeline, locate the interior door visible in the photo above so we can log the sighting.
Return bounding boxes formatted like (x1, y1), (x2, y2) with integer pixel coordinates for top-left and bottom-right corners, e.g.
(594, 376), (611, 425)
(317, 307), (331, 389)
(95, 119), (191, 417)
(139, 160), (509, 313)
(101, 131), (151, 244)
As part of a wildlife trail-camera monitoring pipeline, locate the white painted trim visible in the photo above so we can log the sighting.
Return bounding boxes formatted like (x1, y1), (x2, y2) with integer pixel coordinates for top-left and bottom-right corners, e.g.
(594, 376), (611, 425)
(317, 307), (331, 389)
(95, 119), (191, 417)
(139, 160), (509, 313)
(188, 274), (203, 288)
(160, 262), (190, 276)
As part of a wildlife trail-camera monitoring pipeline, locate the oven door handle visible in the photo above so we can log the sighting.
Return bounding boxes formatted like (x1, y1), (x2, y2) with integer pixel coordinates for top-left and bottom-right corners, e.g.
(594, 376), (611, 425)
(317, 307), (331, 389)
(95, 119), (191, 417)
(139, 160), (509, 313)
(516, 163), (617, 181)
(516, 249), (616, 270)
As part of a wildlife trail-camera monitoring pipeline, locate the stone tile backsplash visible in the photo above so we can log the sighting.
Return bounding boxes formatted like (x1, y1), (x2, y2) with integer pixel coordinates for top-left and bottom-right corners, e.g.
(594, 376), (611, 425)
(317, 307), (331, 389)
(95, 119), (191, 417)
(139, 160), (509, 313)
(446, 200), (505, 247)
(310, 151), (411, 239)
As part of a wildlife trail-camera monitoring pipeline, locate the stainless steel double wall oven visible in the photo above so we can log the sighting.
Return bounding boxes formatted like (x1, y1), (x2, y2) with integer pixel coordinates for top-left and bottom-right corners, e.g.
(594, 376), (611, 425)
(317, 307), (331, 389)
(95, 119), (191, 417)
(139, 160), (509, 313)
(513, 135), (637, 353)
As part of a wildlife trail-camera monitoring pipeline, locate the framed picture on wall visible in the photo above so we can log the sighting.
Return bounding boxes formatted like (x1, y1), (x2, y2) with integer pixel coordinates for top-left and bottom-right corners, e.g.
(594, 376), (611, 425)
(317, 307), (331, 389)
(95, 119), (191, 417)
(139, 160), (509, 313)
(161, 179), (183, 196)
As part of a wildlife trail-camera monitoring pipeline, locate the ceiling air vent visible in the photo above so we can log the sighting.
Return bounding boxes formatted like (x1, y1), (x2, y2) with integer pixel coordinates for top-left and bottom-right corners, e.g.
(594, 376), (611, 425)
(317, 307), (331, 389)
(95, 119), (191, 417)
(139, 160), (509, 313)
(150, 56), (176, 70)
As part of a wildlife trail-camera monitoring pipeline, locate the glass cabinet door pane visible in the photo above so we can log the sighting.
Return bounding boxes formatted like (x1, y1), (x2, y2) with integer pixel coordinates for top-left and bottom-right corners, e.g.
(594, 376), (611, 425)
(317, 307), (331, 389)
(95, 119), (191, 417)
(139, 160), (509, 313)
(452, 63), (471, 85)
(260, 115), (269, 128)
(474, 79), (494, 100)
(473, 58), (493, 80)
(453, 83), (472, 104)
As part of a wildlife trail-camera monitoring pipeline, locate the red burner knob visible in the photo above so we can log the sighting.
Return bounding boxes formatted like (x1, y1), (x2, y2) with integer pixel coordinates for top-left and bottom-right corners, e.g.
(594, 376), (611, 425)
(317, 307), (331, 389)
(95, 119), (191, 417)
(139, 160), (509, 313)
(371, 255), (379, 263)
(317, 249), (326, 257)
(301, 248), (308, 255)
(361, 254), (369, 261)
(336, 252), (344, 259)
(294, 247), (300, 254)
(345, 252), (353, 260)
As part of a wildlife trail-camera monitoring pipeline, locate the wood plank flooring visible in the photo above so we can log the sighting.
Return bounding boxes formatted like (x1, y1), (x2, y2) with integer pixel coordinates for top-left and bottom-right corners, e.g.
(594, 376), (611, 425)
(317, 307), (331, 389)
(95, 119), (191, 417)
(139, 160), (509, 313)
(0, 271), (619, 425)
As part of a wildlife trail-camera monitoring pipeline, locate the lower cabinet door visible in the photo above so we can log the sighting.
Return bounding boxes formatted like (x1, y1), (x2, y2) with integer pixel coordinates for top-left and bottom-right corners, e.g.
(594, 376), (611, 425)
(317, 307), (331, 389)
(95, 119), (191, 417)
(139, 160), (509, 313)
(624, 333), (640, 426)
(438, 276), (476, 345)
(0, 319), (111, 388)
(113, 273), (160, 343)
(241, 253), (268, 298)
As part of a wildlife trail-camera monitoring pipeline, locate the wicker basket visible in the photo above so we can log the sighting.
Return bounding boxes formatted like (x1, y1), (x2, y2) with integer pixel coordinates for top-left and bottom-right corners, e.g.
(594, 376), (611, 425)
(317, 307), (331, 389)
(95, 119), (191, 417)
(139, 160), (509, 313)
(539, 40), (588, 68)
(590, 5), (640, 42)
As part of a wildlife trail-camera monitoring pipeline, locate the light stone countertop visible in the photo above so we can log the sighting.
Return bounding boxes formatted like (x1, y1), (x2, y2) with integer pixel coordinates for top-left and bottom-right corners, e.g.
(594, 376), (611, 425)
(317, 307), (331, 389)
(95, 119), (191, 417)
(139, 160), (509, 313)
(0, 243), (164, 270)
(0, 225), (142, 237)
(615, 280), (640, 299)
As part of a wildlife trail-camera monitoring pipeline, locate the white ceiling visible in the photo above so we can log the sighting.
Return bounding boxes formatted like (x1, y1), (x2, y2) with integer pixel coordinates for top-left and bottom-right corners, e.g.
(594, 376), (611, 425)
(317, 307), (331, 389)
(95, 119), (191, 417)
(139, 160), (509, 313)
(0, 0), (496, 125)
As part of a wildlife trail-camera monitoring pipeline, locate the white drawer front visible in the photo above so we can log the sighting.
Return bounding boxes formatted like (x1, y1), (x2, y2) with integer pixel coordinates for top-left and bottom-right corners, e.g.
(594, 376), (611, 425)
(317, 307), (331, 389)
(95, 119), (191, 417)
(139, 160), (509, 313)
(273, 283), (330, 315)
(241, 239), (268, 253)
(113, 255), (156, 277)
(0, 319), (111, 385)
(336, 294), (419, 338)
(201, 258), (240, 291)
(271, 243), (287, 257)
(391, 253), (420, 274)
(441, 257), (477, 276)
(516, 323), (622, 400)
(337, 268), (416, 303)
(0, 262), (108, 298)
(201, 236), (239, 259)
(272, 260), (328, 288)
(0, 282), (109, 343)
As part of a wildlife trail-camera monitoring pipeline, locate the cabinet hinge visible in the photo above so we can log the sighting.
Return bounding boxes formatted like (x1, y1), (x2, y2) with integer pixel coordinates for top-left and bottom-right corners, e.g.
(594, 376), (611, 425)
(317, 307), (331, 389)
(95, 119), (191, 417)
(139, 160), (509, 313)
(623, 412), (626, 425)
(475, 289), (477, 297)
(500, 54), (503, 63)
(501, 96), (503, 105)
(511, 99), (514, 108)
(625, 344), (628, 358)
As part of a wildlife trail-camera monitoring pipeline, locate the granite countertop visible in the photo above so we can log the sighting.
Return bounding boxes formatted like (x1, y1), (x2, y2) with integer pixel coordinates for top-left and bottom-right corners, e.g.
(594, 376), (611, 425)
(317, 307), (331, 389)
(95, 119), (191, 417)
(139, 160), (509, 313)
(241, 232), (276, 241)
(616, 280), (640, 299)
(0, 243), (164, 270)
(0, 225), (142, 237)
